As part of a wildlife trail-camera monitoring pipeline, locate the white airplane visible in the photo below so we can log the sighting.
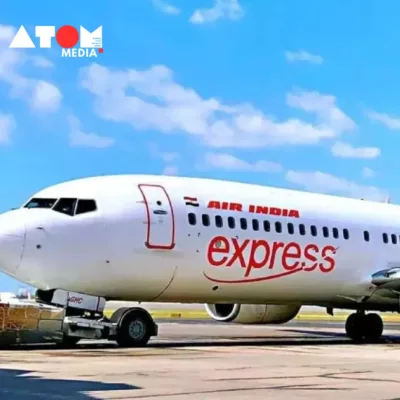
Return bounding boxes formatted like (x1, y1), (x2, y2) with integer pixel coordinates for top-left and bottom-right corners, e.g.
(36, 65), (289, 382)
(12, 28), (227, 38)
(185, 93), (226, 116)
(0, 174), (399, 347)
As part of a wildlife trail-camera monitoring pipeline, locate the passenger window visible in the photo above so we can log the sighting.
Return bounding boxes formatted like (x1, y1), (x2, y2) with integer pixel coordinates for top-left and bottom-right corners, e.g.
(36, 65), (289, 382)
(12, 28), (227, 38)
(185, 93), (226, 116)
(263, 220), (270, 232)
(228, 216), (235, 229)
(343, 229), (349, 240)
(383, 233), (388, 244)
(275, 221), (282, 233)
(364, 231), (370, 242)
(310, 225), (317, 237)
(202, 214), (210, 226)
(322, 227), (329, 238)
(188, 213), (196, 225)
(391, 234), (397, 245)
(252, 219), (259, 231)
(215, 215), (223, 228)
(332, 227), (339, 239)
(240, 218), (247, 230)
(75, 199), (97, 215)
(287, 223), (294, 234)
(53, 198), (77, 216)
(299, 224), (306, 235)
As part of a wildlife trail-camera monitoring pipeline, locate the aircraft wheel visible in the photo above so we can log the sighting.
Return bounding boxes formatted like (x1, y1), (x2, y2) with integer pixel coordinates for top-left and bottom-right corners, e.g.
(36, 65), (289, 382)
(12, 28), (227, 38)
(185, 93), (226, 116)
(363, 313), (383, 343)
(115, 309), (155, 347)
(345, 313), (365, 341)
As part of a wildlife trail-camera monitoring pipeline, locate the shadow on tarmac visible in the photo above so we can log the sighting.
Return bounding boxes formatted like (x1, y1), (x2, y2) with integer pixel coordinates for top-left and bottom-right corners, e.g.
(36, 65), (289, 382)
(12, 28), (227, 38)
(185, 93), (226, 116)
(0, 368), (140, 399)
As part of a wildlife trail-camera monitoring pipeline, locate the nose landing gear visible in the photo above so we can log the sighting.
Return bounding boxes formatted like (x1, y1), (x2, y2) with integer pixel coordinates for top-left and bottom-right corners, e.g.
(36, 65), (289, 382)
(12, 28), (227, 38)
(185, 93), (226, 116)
(345, 312), (384, 342)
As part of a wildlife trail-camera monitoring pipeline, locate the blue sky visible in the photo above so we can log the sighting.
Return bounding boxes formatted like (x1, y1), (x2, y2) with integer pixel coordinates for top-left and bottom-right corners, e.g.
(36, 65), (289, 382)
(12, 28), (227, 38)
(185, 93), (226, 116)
(0, 0), (399, 291)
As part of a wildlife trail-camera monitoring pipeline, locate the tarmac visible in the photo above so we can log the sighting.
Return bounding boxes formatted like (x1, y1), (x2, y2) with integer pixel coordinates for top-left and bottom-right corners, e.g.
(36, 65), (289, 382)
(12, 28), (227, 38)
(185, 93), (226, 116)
(1, 319), (400, 399)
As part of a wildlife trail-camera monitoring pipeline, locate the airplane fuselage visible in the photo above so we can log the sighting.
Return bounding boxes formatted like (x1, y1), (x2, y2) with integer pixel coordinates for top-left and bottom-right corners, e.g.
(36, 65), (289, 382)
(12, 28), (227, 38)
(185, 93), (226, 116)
(1, 174), (399, 312)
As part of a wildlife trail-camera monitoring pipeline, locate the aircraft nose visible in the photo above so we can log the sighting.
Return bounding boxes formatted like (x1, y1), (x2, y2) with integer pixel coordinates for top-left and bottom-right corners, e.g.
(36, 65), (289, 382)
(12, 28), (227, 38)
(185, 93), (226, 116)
(0, 211), (26, 274)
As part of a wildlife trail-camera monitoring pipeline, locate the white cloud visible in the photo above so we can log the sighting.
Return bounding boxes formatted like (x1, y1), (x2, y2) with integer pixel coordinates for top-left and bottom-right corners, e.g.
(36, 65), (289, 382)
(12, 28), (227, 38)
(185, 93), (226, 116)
(68, 115), (115, 148)
(152, 0), (180, 14)
(286, 170), (387, 201)
(30, 81), (62, 113)
(162, 165), (179, 175)
(286, 90), (356, 133)
(0, 25), (14, 41)
(148, 143), (179, 162)
(362, 167), (375, 178)
(159, 152), (179, 162)
(331, 141), (380, 159)
(0, 112), (15, 144)
(190, 0), (244, 24)
(203, 152), (283, 172)
(29, 56), (54, 68)
(285, 50), (323, 64)
(0, 24), (61, 113)
(149, 143), (179, 176)
(366, 110), (400, 130)
(80, 63), (355, 149)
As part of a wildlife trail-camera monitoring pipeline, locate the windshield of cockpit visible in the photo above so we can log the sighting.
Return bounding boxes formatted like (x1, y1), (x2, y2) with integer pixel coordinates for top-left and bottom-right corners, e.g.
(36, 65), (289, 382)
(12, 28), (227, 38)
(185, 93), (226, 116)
(23, 198), (97, 216)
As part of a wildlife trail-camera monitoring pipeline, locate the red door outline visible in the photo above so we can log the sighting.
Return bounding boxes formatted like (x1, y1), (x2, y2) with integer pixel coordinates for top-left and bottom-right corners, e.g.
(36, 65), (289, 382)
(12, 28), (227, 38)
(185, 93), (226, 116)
(138, 184), (176, 250)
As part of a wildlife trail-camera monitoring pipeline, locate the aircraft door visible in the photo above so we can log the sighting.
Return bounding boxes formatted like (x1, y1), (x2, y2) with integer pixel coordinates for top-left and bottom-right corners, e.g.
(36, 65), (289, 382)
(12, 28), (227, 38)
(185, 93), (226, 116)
(138, 184), (175, 250)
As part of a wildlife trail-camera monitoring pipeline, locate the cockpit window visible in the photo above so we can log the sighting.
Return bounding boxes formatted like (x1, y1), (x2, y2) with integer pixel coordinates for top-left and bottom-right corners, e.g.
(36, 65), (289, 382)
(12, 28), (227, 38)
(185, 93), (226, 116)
(24, 198), (58, 209)
(53, 198), (78, 216)
(23, 196), (97, 216)
(75, 199), (97, 215)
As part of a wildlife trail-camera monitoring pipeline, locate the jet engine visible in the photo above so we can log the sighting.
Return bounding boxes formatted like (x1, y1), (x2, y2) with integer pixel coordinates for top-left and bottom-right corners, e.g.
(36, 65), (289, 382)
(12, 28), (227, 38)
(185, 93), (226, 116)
(204, 303), (301, 324)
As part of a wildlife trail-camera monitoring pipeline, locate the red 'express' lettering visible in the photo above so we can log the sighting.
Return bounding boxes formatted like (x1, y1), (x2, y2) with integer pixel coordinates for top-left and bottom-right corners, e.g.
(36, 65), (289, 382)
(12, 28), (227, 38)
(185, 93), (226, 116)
(282, 242), (301, 270)
(227, 238), (249, 268)
(206, 236), (336, 278)
(246, 240), (270, 277)
(207, 236), (230, 266)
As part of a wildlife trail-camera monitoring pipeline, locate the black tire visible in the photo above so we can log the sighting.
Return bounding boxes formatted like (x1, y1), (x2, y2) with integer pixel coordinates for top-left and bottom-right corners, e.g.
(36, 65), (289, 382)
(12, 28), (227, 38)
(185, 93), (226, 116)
(364, 313), (383, 342)
(345, 313), (365, 341)
(115, 309), (154, 347)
